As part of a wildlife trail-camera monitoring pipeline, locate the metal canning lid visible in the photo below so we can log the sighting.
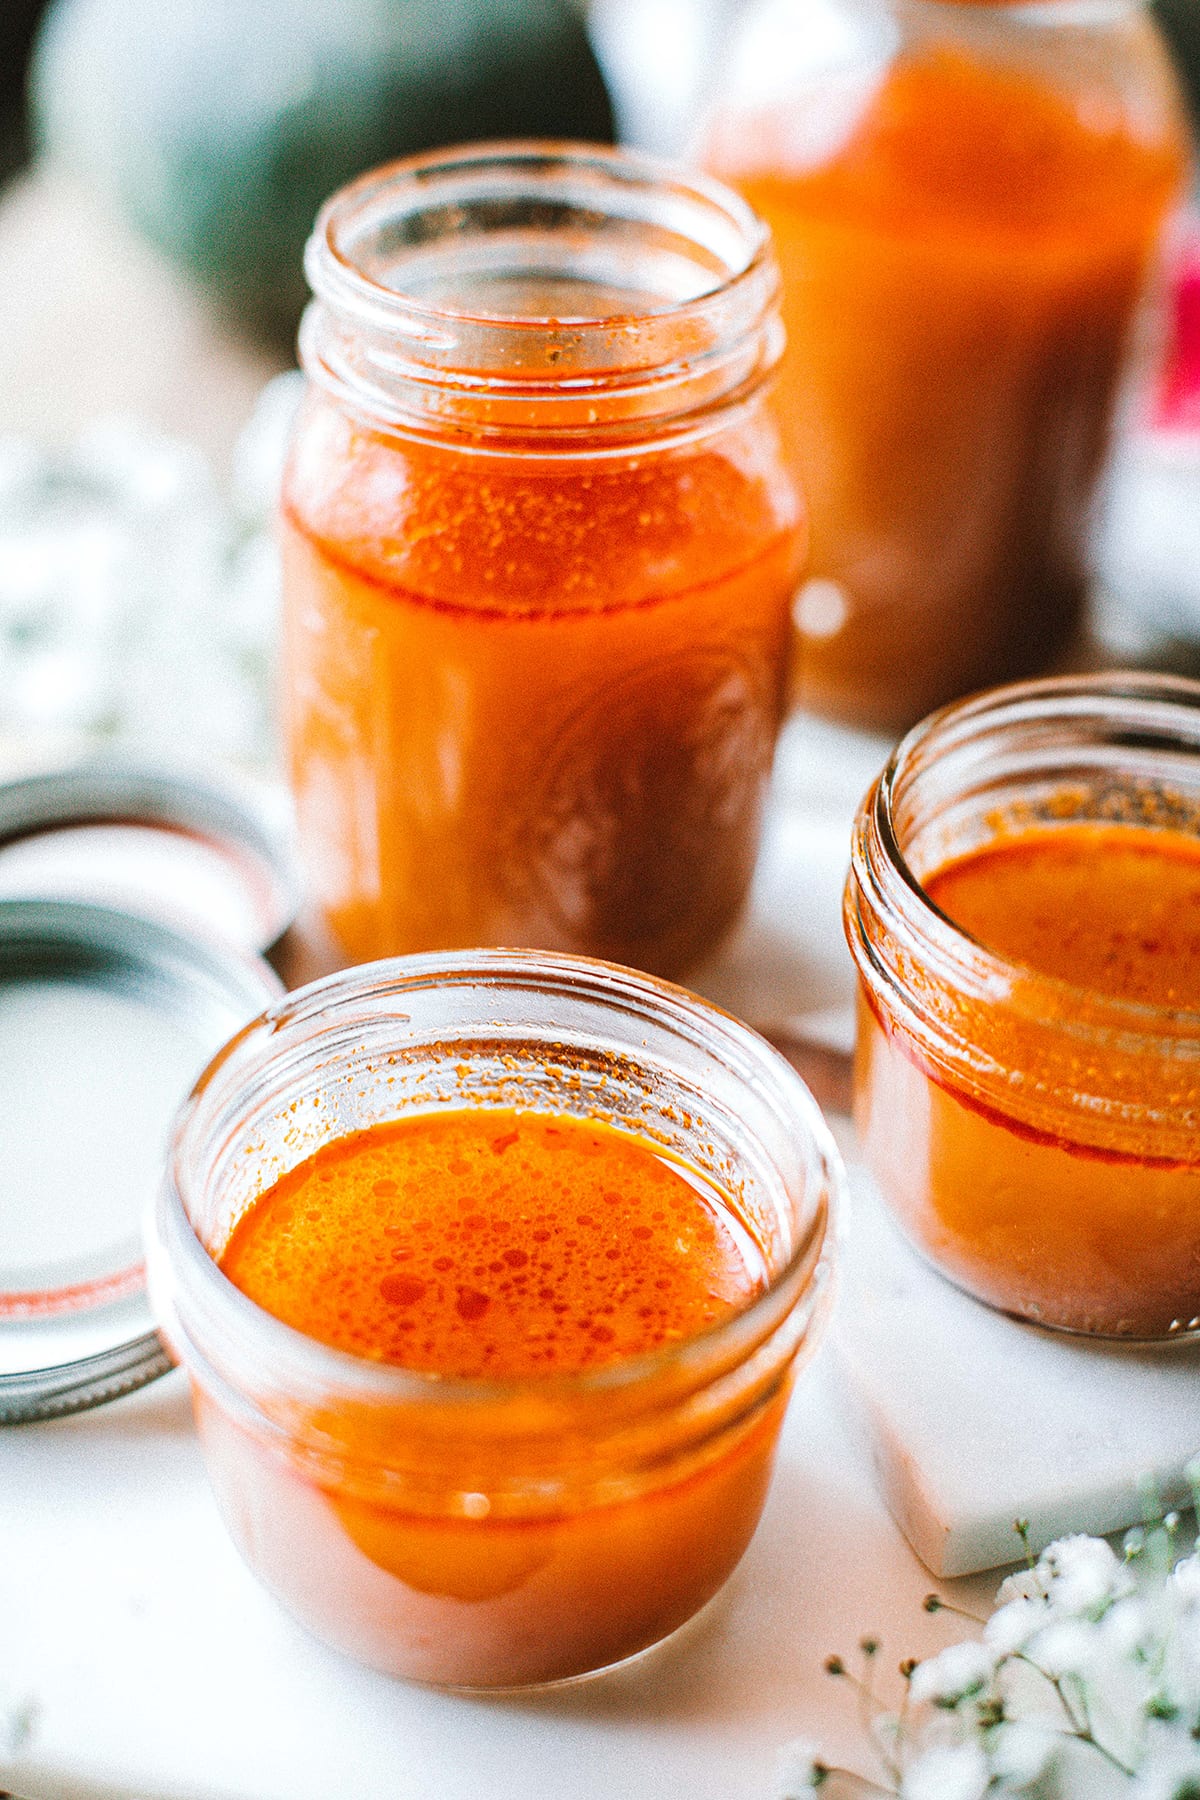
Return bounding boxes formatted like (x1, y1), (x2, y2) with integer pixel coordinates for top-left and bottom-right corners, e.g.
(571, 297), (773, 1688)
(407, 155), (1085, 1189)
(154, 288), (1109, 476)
(0, 761), (299, 956)
(0, 898), (282, 1423)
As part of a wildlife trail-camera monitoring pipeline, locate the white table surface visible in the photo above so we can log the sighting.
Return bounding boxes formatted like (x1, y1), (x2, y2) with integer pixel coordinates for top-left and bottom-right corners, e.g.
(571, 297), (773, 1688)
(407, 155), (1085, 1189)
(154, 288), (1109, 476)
(0, 1353), (998, 1800)
(0, 714), (1059, 1800)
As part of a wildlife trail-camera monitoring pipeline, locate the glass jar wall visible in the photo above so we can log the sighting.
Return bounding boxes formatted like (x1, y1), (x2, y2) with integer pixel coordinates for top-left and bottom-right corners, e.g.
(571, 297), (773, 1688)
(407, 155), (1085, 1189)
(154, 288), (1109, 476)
(282, 144), (802, 978)
(707, 0), (1189, 732)
(146, 950), (840, 1687)
(845, 673), (1200, 1338)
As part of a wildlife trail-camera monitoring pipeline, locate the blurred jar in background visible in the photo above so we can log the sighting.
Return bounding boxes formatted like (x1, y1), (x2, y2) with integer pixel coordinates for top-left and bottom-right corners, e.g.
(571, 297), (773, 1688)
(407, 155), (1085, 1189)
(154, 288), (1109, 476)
(282, 144), (801, 978)
(706, 0), (1189, 732)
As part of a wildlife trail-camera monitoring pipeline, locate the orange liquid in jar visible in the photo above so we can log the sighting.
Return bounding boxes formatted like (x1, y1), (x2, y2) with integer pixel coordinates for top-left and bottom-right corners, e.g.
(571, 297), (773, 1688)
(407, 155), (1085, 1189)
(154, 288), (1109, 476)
(282, 383), (800, 977)
(208, 1109), (784, 1685)
(927, 829), (1200, 1008)
(713, 46), (1186, 729)
(220, 1109), (765, 1373)
(856, 823), (1200, 1334)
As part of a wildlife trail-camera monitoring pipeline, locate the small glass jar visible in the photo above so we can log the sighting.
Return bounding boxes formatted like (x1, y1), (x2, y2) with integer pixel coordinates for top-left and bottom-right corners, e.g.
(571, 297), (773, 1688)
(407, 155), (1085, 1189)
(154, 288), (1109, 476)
(845, 673), (1200, 1339)
(706, 0), (1190, 731)
(282, 143), (802, 979)
(146, 950), (839, 1688)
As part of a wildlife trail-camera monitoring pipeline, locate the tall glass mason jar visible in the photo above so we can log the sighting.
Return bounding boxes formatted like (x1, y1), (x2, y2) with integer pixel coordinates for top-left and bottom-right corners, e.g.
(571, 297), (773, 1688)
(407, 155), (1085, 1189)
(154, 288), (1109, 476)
(706, 0), (1190, 732)
(282, 144), (802, 979)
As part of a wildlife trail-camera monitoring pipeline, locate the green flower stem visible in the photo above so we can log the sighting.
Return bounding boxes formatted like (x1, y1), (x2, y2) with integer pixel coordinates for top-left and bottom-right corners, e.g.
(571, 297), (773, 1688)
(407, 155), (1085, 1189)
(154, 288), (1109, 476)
(922, 1594), (987, 1627)
(1009, 1652), (1137, 1781)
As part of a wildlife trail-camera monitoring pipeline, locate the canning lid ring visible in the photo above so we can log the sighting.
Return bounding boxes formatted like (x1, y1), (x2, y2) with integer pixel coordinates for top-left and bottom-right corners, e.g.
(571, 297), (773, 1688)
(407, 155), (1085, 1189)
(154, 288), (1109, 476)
(0, 895), (282, 1424)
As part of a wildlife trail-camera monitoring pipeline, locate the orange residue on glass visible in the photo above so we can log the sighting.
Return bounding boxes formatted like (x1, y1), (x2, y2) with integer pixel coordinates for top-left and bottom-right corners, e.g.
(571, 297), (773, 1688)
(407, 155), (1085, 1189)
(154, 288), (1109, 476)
(855, 823), (1200, 1336)
(281, 396), (800, 977)
(0, 1258), (145, 1320)
(713, 46), (1187, 729)
(219, 1109), (765, 1375)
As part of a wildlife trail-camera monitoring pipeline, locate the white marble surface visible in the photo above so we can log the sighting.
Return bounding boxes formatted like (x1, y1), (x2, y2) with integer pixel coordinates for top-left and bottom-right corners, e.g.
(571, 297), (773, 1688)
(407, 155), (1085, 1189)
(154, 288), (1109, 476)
(836, 1167), (1200, 1579)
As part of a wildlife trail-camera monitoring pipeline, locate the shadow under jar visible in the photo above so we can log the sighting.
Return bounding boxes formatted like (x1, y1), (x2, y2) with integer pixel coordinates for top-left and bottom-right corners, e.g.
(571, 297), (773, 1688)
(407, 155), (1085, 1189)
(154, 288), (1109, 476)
(146, 950), (839, 1689)
(282, 143), (802, 979)
(845, 673), (1200, 1339)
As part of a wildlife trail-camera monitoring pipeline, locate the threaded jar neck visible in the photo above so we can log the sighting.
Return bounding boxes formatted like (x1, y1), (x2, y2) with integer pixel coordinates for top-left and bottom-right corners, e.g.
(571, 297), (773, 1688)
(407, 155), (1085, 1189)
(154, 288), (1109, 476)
(148, 949), (840, 1494)
(845, 673), (1200, 1153)
(299, 141), (784, 450)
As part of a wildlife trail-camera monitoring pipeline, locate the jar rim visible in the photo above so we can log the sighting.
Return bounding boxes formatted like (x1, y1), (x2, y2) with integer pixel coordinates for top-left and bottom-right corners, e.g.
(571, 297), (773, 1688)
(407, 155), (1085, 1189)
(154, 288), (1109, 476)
(298, 140), (784, 444)
(850, 671), (1200, 1042)
(149, 948), (840, 1417)
(307, 139), (772, 333)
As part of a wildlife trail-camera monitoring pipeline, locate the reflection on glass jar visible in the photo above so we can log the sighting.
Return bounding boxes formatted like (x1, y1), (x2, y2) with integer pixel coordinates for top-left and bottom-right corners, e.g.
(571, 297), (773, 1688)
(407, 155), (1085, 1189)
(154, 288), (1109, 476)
(707, 0), (1190, 732)
(281, 144), (802, 978)
(845, 673), (1200, 1338)
(147, 951), (840, 1688)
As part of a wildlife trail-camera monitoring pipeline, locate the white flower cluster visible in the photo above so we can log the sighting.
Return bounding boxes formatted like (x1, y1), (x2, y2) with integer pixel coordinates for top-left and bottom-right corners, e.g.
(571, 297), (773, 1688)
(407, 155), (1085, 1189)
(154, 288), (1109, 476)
(777, 1504), (1200, 1800)
(0, 373), (302, 768)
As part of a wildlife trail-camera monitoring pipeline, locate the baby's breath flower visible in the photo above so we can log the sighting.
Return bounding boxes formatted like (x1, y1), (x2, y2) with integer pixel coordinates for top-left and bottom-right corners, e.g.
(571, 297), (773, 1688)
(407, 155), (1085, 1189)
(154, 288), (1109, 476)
(1131, 1735), (1200, 1800)
(1097, 1594), (1156, 1662)
(1155, 1610), (1200, 1721)
(998, 1568), (1044, 1608)
(901, 1742), (989, 1800)
(1170, 1556), (1200, 1609)
(775, 1503), (1200, 1800)
(987, 1596), (1052, 1657)
(776, 1739), (827, 1799)
(985, 1718), (1062, 1792)
(1026, 1618), (1103, 1682)
(1037, 1538), (1134, 1621)
(909, 1641), (995, 1709)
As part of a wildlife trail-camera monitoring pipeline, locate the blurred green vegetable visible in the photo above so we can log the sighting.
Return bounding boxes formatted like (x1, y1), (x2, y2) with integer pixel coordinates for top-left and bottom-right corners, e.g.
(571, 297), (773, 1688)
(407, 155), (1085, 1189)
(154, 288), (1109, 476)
(0, 1), (48, 112)
(30, 0), (614, 342)
(1154, 0), (1200, 147)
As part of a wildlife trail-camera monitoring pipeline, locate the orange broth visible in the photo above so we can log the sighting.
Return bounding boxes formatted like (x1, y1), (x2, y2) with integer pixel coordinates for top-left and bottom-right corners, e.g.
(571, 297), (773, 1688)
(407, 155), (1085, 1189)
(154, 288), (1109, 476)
(208, 1108), (784, 1685)
(281, 385), (800, 977)
(855, 823), (1200, 1334)
(219, 1109), (765, 1374)
(713, 46), (1186, 729)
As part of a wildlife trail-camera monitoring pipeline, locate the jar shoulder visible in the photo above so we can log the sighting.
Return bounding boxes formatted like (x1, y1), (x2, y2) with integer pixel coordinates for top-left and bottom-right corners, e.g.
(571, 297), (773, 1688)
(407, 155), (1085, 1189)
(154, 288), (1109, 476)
(281, 390), (803, 610)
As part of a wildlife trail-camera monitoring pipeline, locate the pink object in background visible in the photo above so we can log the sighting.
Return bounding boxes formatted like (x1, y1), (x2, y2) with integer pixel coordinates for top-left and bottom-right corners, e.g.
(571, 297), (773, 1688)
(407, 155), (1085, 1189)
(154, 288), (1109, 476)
(1096, 218), (1200, 660)
(1152, 226), (1200, 431)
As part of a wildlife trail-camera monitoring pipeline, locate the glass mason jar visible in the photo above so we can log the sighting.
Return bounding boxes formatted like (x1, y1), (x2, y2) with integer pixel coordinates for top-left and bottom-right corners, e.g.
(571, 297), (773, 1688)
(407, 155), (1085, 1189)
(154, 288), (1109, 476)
(146, 950), (840, 1688)
(282, 143), (802, 980)
(845, 673), (1200, 1338)
(706, 0), (1190, 732)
